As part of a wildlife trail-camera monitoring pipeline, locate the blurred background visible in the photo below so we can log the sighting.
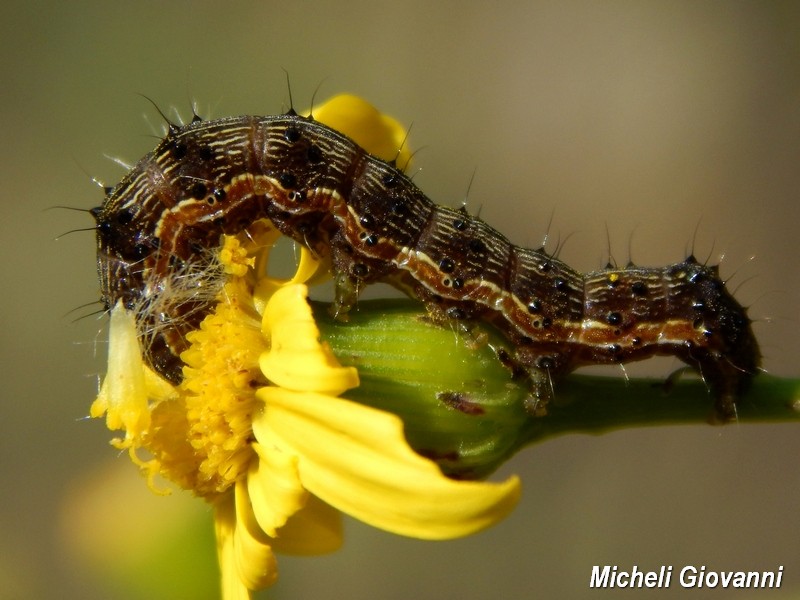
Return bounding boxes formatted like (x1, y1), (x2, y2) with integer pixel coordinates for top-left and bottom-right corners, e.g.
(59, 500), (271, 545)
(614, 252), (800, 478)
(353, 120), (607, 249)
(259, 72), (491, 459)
(2, 1), (799, 598)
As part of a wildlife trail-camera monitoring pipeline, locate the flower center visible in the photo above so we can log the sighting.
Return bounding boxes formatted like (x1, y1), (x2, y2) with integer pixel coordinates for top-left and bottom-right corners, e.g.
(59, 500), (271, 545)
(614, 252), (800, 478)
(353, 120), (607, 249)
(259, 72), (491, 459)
(144, 223), (280, 498)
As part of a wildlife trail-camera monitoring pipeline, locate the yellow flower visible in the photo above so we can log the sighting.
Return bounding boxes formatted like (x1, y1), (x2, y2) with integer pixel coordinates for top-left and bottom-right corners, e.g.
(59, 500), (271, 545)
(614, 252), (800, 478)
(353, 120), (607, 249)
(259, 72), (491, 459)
(91, 94), (521, 599)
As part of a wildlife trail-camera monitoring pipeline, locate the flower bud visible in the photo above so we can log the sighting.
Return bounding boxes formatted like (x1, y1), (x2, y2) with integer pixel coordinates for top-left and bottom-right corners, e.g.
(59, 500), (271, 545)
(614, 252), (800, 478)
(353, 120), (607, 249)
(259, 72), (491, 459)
(313, 299), (535, 479)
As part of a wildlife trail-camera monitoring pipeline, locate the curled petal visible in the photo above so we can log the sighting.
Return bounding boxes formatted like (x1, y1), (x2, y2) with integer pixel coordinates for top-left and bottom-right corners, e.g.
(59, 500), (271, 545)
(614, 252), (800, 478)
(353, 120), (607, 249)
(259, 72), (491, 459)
(246, 442), (307, 537)
(254, 244), (330, 305)
(254, 388), (521, 540)
(288, 246), (330, 286)
(260, 285), (359, 396)
(247, 442), (342, 556)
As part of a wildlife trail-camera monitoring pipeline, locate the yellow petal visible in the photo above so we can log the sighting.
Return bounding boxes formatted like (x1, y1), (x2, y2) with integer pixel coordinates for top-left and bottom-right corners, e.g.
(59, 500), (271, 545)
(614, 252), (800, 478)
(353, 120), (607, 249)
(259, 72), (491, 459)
(270, 493), (343, 556)
(253, 243), (330, 305)
(254, 388), (521, 540)
(246, 440), (342, 556)
(233, 480), (278, 590)
(260, 284), (359, 396)
(288, 246), (329, 286)
(215, 493), (258, 600)
(90, 301), (150, 436)
(246, 442), (307, 537)
(310, 94), (412, 167)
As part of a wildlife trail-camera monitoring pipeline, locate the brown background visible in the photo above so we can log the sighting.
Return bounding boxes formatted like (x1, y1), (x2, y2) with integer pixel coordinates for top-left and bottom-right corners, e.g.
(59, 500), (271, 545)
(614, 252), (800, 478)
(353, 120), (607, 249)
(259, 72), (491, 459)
(2, 1), (798, 598)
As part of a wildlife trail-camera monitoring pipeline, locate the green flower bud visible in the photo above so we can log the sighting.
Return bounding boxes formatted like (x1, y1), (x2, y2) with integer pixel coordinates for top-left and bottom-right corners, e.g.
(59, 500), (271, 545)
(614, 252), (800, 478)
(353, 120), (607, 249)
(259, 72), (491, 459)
(315, 299), (800, 480)
(313, 299), (533, 479)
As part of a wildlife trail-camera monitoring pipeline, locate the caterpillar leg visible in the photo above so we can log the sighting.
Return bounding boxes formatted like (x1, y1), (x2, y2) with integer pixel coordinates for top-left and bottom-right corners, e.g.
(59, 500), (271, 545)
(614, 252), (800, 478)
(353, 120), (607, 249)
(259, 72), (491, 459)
(519, 367), (555, 417)
(694, 355), (757, 423)
(330, 240), (381, 320)
(496, 347), (565, 417)
(331, 271), (360, 321)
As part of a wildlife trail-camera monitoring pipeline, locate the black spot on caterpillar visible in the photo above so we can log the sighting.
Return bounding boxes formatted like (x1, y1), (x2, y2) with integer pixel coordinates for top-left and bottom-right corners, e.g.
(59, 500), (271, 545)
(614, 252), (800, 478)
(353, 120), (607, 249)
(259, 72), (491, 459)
(91, 104), (760, 421)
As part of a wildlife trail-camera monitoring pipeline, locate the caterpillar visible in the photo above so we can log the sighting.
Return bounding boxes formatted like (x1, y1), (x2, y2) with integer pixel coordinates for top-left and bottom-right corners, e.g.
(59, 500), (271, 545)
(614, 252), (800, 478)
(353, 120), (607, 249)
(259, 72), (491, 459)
(92, 105), (760, 421)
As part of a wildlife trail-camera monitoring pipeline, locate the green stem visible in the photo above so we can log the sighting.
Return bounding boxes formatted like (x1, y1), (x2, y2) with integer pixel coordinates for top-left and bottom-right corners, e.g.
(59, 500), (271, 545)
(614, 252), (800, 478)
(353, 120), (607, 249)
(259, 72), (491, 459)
(526, 374), (800, 442)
